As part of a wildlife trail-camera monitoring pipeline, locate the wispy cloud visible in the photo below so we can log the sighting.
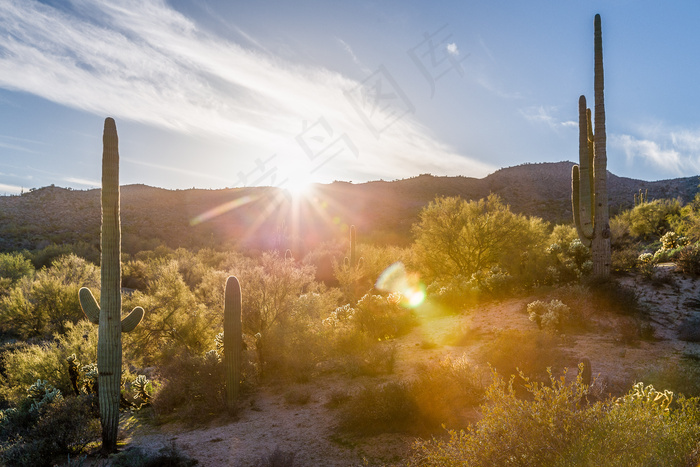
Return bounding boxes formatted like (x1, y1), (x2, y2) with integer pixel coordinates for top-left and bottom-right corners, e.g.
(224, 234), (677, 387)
(0, 0), (494, 184)
(0, 182), (23, 194)
(610, 132), (697, 176)
(336, 37), (369, 73)
(475, 76), (523, 100)
(63, 177), (99, 187)
(520, 106), (574, 129)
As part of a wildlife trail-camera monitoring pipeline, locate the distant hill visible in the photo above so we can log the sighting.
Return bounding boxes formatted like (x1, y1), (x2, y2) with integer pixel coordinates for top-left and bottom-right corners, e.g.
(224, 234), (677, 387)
(1, 162), (698, 255)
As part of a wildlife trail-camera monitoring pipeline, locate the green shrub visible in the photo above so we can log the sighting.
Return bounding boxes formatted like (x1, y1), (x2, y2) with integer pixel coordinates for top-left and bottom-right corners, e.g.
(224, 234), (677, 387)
(410, 355), (485, 429)
(676, 244), (700, 275)
(408, 368), (596, 466)
(2, 321), (97, 402)
(413, 195), (546, 283)
(25, 242), (100, 270)
(0, 390), (99, 467)
(636, 356), (700, 398)
(408, 369), (700, 466)
(479, 329), (567, 386)
(338, 381), (419, 435)
(0, 254), (99, 339)
(546, 238), (592, 283)
(469, 266), (515, 297)
(122, 259), (217, 367)
(558, 383), (700, 466)
(611, 244), (640, 273)
(629, 198), (681, 240)
(425, 275), (478, 312)
(352, 292), (416, 340)
(0, 252), (34, 289)
(149, 348), (249, 424)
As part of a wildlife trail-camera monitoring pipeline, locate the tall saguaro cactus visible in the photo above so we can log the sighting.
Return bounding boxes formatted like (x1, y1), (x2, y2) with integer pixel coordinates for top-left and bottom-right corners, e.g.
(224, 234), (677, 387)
(79, 118), (144, 453)
(224, 276), (242, 410)
(572, 14), (611, 279)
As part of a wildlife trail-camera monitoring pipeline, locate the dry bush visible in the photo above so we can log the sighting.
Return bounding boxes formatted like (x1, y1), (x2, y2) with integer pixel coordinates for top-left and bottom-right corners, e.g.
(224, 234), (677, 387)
(479, 329), (568, 387)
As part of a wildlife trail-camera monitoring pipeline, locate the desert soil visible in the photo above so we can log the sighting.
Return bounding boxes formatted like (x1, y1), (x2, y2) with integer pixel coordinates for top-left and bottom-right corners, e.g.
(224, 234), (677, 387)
(122, 265), (700, 466)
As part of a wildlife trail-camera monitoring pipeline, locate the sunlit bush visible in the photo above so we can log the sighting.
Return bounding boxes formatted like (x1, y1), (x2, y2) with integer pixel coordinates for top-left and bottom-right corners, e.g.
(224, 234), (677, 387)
(150, 349), (226, 424)
(0, 254), (99, 339)
(479, 329), (566, 386)
(408, 369), (700, 466)
(676, 243), (700, 275)
(413, 195), (546, 283)
(425, 275), (477, 312)
(637, 251), (657, 279)
(0, 252), (34, 292)
(1, 320), (97, 402)
(122, 259), (216, 366)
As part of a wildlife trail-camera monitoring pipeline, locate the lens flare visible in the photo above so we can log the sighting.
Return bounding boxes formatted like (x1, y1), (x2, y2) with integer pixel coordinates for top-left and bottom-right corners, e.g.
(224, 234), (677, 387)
(190, 195), (255, 225)
(376, 262), (426, 308)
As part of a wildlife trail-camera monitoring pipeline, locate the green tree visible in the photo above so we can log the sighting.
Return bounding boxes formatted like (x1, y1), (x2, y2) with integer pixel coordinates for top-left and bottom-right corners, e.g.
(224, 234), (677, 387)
(0, 252), (34, 288)
(0, 254), (98, 338)
(629, 198), (680, 240)
(122, 259), (215, 366)
(413, 195), (541, 281)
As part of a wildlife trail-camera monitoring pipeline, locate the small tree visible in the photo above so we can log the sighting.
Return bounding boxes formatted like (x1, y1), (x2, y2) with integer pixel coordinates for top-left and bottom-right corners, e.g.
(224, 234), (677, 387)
(413, 194), (540, 281)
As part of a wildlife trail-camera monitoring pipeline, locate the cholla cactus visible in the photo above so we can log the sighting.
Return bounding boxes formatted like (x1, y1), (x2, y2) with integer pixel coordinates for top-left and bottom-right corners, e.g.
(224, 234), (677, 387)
(67, 354), (81, 396)
(27, 379), (63, 413)
(81, 363), (99, 394)
(660, 231), (688, 250)
(618, 382), (673, 412)
(131, 374), (152, 404)
(527, 299), (571, 332)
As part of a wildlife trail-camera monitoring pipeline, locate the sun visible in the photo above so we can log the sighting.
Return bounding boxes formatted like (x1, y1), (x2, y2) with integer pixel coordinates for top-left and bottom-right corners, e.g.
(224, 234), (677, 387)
(282, 166), (314, 197)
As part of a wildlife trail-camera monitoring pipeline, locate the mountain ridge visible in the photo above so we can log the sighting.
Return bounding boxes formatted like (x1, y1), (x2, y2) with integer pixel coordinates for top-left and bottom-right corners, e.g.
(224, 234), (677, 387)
(1, 161), (698, 254)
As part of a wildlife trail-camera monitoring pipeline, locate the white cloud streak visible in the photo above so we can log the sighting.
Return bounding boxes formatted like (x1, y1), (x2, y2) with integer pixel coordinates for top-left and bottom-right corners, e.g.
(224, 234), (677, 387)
(520, 106), (574, 129)
(0, 0), (493, 185)
(0, 183), (23, 194)
(611, 132), (700, 176)
(63, 176), (100, 187)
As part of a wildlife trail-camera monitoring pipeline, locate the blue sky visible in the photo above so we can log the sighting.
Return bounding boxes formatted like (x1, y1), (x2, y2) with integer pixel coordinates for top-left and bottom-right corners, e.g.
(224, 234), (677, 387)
(0, 0), (699, 194)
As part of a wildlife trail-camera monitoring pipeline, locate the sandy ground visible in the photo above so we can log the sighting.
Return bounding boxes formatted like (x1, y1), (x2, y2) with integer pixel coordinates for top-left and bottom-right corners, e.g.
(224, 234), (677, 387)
(120, 265), (700, 466)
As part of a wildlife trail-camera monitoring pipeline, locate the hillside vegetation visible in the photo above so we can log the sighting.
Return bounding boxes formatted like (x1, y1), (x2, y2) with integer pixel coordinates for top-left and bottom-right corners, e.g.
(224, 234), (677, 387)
(2, 186), (700, 465)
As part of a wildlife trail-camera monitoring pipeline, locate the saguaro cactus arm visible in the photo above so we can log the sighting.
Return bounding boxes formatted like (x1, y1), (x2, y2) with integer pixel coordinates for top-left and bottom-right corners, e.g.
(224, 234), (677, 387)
(79, 287), (144, 332)
(572, 96), (594, 249)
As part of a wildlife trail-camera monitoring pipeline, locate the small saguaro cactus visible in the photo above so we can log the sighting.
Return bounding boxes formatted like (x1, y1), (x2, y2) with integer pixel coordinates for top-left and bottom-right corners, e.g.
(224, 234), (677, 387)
(344, 225), (362, 269)
(350, 224), (357, 268)
(78, 117), (144, 454)
(224, 276), (243, 410)
(572, 14), (611, 279)
(634, 188), (648, 206)
(579, 357), (592, 388)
